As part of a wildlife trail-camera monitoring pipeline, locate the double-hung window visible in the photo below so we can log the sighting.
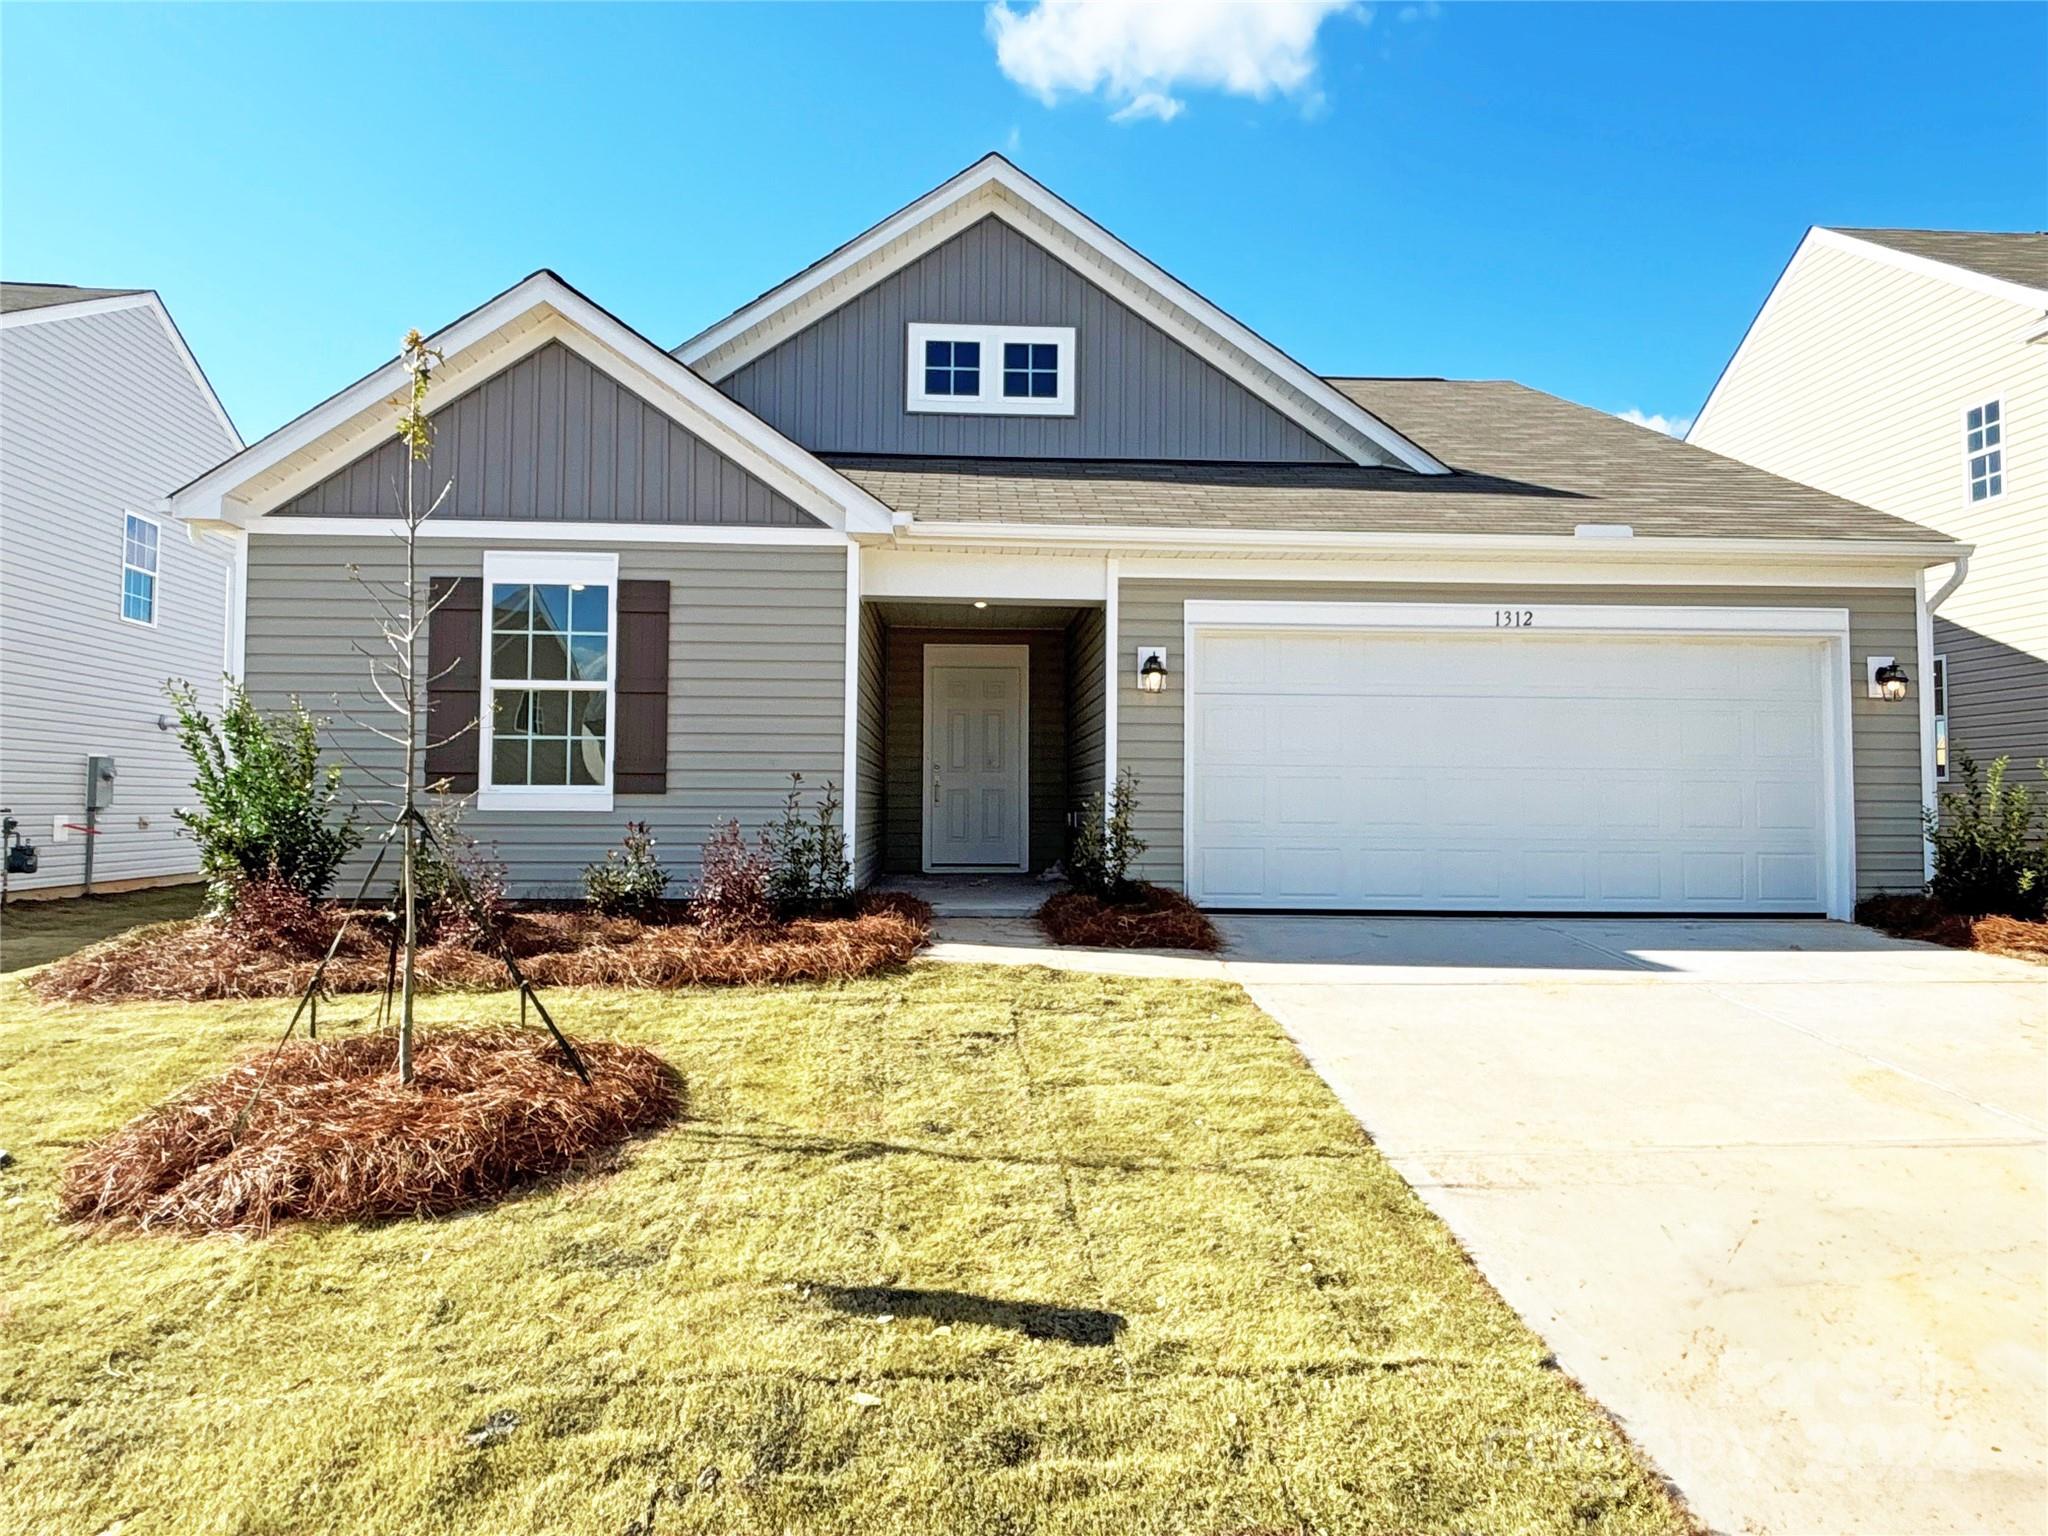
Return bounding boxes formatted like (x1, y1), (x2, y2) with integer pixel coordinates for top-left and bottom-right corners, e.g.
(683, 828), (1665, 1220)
(1932, 655), (1949, 783)
(120, 513), (160, 625)
(1965, 399), (2004, 502)
(905, 323), (1075, 416)
(479, 550), (617, 810)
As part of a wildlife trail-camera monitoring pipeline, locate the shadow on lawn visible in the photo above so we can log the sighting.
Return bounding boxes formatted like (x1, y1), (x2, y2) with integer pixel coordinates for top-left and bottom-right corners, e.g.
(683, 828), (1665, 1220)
(812, 1283), (1126, 1347)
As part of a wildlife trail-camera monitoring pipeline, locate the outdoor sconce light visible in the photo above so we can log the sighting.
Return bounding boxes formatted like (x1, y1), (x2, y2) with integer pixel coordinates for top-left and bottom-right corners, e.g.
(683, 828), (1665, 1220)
(1137, 647), (1169, 693)
(1867, 656), (1911, 702)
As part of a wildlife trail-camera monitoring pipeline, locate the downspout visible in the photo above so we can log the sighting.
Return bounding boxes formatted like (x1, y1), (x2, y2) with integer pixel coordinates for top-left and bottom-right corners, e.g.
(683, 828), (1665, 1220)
(1925, 551), (1970, 614)
(1918, 551), (1970, 882)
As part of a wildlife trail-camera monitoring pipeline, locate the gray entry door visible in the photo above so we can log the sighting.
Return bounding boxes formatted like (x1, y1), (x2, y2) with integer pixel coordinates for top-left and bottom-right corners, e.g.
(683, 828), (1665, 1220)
(924, 646), (1028, 870)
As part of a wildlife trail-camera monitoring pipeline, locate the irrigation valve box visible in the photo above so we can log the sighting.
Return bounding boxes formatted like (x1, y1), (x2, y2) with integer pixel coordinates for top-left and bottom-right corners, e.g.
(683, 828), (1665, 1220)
(86, 756), (117, 810)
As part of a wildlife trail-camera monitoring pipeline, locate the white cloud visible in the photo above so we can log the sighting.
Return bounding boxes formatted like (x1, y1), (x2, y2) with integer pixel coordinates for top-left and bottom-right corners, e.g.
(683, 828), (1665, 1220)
(1109, 90), (1184, 124)
(987, 0), (1359, 123)
(1615, 407), (1693, 437)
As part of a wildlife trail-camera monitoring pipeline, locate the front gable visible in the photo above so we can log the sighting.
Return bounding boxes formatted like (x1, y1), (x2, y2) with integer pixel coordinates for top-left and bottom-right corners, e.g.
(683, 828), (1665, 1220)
(681, 155), (1446, 474)
(717, 214), (1346, 464)
(276, 339), (820, 527)
(167, 271), (894, 535)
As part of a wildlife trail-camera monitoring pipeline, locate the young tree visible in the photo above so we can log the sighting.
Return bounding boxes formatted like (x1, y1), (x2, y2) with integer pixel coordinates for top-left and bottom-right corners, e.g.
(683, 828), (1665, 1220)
(341, 331), (455, 1084)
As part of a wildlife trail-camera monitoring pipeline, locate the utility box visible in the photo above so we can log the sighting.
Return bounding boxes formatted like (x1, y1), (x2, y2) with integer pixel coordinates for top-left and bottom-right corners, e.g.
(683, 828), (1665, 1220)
(86, 755), (117, 810)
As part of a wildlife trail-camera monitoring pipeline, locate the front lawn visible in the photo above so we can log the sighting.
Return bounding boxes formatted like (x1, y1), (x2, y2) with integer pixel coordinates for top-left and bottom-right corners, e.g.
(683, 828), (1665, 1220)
(1, 965), (1689, 1535)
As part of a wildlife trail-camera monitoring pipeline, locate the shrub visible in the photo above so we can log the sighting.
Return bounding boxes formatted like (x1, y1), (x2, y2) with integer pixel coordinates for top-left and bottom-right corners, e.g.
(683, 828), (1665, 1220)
(763, 774), (852, 916)
(1066, 767), (1147, 899)
(414, 793), (509, 946)
(222, 873), (331, 958)
(168, 679), (361, 910)
(1925, 752), (2047, 919)
(694, 818), (775, 934)
(582, 821), (671, 918)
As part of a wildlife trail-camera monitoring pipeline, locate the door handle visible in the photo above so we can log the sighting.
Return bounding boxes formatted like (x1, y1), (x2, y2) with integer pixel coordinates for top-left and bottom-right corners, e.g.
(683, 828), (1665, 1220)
(931, 765), (942, 806)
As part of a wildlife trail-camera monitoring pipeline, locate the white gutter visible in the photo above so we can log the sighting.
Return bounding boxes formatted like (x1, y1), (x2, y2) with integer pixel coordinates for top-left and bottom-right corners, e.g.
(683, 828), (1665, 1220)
(889, 518), (1972, 566)
(1925, 550), (1972, 611)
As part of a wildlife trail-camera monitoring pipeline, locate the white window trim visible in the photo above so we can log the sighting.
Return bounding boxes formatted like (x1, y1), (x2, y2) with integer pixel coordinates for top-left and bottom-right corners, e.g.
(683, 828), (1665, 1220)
(1963, 395), (2005, 506)
(905, 322), (1076, 417)
(1932, 653), (1949, 784)
(119, 511), (162, 628)
(477, 549), (619, 812)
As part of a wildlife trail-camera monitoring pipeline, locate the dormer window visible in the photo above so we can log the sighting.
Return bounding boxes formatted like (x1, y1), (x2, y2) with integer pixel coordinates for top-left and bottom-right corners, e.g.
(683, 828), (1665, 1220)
(1966, 398), (2004, 502)
(923, 338), (981, 398)
(906, 323), (1074, 416)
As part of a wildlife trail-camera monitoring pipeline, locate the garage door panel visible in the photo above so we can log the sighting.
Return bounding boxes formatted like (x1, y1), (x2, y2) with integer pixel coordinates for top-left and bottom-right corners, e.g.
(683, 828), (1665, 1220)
(1756, 779), (1822, 831)
(1681, 851), (1748, 902)
(1759, 852), (1822, 903)
(1189, 629), (1834, 914)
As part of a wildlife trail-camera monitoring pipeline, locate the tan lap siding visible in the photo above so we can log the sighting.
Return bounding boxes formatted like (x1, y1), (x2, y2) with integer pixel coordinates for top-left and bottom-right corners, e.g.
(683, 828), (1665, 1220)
(854, 604), (887, 885)
(1066, 608), (1107, 814)
(244, 535), (847, 898)
(1116, 580), (1925, 901)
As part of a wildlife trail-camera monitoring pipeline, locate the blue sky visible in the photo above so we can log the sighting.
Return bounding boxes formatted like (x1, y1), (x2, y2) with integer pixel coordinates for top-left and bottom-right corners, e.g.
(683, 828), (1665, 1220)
(5, 2), (2043, 442)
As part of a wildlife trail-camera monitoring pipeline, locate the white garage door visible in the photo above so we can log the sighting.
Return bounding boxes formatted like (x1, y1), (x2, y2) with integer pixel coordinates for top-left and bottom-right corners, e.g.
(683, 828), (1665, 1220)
(1187, 625), (1836, 913)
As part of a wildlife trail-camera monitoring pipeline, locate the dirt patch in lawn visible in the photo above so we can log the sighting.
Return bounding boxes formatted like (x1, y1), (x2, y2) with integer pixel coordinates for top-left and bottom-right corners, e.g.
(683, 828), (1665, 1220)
(27, 892), (933, 1003)
(59, 1027), (679, 1235)
(1039, 884), (1222, 952)
(1856, 894), (2048, 966)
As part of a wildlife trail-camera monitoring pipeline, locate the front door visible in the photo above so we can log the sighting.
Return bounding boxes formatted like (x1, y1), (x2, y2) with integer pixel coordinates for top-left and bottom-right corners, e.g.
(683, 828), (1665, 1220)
(924, 644), (1028, 871)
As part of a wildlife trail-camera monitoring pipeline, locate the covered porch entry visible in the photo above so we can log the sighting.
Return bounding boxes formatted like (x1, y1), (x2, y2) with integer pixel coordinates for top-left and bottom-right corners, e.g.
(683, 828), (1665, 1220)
(856, 599), (1107, 881)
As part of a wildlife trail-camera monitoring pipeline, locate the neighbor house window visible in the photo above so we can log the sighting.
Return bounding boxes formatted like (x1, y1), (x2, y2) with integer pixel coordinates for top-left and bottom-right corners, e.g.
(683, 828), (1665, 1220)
(120, 513), (160, 625)
(478, 550), (617, 810)
(905, 323), (1075, 416)
(1966, 399), (2004, 502)
(1932, 654), (1949, 783)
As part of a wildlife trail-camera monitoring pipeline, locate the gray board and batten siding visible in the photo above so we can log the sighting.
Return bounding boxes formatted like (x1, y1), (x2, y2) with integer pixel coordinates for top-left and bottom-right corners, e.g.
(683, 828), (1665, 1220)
(276, 340), (822, 528)
(243, 536), (847, 897)
(715, 214), (1350, 464)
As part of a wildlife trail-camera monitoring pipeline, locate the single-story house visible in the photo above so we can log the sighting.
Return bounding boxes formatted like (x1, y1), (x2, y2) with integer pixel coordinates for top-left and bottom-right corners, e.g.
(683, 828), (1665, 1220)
(165, 156), (1966, 919)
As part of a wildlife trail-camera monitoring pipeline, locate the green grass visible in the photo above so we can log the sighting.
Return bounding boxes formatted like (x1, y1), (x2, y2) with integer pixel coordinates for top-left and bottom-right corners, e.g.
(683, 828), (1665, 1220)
(0, 964), (1690, 1535)
(0, 884), (206, 973)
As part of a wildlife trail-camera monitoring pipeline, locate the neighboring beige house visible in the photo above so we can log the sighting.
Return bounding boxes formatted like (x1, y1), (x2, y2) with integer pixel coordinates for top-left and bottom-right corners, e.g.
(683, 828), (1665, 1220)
(1689, 228), (2048, 835)
(167, 158), (1966, 919)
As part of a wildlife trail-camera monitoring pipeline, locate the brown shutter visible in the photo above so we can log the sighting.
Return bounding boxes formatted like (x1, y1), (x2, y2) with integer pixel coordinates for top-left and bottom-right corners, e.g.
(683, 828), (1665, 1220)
(424, 576), (482, 793)
(615, 579), (670, 794)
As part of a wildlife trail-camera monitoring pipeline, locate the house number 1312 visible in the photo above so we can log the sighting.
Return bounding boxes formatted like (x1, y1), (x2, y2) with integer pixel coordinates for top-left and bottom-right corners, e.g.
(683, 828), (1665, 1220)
(1494, 608), (1535, 628)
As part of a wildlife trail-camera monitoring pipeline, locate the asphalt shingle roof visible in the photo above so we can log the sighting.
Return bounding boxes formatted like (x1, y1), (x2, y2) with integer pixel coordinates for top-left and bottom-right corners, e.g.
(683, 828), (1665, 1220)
(1828, 229), (2048, 293)
(0, 282), (145, 315)
(828, 378), (1952, 543)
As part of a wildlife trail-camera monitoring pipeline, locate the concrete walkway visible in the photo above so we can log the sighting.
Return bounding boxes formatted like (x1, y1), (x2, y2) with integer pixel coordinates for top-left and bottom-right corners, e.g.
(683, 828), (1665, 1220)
(923, 914), (2048, 1535)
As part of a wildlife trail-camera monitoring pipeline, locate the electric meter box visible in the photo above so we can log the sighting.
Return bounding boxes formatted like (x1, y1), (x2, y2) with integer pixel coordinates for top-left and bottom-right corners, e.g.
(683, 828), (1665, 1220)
(86, 755), (117, 810)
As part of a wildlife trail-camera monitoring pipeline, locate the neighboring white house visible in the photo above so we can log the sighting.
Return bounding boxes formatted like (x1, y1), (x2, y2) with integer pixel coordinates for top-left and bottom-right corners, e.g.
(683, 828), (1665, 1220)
(0, 284), (243, 896)
(1689, 228), (2048, 821)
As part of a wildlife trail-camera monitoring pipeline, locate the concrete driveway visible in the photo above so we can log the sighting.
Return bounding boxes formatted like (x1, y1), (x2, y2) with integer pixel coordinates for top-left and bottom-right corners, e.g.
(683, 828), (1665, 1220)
(1218, 917), (2047, 1536)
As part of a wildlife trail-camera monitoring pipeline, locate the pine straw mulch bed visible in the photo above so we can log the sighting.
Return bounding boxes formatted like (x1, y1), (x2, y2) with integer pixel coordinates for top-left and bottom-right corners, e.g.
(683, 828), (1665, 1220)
(59, 1027), (681, 1236)
(28, 893), (933, 1005)
(1856, 893), (2048, 966)
(1038, 883), (1223, 952)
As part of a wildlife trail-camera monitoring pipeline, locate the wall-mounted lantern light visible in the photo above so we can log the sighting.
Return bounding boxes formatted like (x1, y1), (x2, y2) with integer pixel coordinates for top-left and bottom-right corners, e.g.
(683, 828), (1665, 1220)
(1867, 656), (1911, 702)
(1137, 647), (1169, 694)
